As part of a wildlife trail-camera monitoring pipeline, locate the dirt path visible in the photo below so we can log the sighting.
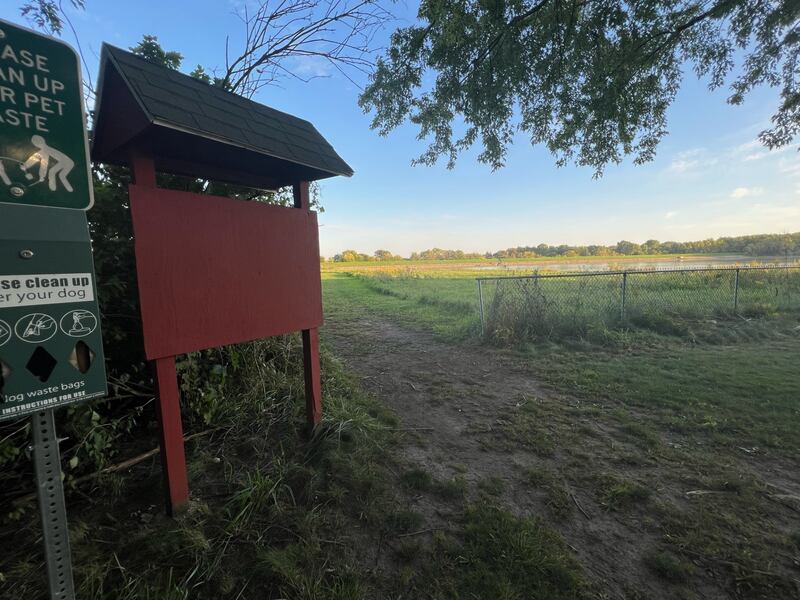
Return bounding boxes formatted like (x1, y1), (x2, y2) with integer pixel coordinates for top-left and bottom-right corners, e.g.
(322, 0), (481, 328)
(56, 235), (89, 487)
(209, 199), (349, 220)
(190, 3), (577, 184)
(323, 314), (688, 600)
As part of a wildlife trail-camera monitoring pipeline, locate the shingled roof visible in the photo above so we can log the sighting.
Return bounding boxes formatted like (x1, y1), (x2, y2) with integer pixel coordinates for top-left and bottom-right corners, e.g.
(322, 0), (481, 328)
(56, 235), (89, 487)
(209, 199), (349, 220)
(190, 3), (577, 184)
(92, 44), (353, 189)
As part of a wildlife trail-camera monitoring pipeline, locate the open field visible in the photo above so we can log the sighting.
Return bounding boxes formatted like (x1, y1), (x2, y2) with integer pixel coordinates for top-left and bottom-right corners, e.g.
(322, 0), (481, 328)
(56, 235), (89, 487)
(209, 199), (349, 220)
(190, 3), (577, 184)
(2, 265), (798, 599)
(323, 261), (800, 340)
(321, 270), (800, 599)
(321, 253), (789, 275)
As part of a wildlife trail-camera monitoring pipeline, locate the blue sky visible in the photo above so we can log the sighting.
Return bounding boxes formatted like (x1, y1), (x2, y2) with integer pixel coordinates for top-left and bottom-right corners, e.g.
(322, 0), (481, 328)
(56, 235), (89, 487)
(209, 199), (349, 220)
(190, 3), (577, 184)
(2, 1), (798, 257)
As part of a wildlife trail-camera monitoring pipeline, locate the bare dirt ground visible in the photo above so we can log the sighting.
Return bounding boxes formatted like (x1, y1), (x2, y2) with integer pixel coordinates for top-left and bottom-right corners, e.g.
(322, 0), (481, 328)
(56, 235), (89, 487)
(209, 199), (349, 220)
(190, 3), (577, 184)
(323, 313), (800, 600)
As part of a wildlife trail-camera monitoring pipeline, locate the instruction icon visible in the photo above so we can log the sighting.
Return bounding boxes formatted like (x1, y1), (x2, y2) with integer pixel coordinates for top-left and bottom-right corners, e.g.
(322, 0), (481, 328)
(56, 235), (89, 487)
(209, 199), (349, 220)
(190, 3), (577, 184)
(59, 309), (97, 337)
(21, 135), (75, 193)
(0, 318), (11, 347)
(15, 313), (57, 343)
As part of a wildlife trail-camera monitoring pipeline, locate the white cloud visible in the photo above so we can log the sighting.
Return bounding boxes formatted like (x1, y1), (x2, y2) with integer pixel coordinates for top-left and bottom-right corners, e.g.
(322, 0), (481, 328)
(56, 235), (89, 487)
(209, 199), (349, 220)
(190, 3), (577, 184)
(730, 186), (764, 199)
(665, 211), (677, 219)
(751, 203), (800, 219)
(666, 148), (718, 174)
(733, 140), (794, 163)
(778, 156), (800, 177)
(291, 55), (334, 78)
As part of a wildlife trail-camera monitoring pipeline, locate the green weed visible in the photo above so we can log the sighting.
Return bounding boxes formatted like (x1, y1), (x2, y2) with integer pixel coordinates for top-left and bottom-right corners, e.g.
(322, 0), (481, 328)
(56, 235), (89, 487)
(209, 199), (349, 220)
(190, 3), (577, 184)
(477, 476), (506, 496)
(423, 502), (585, 599)
(596, 475), (651, 511)
(643, 550), (693, 583)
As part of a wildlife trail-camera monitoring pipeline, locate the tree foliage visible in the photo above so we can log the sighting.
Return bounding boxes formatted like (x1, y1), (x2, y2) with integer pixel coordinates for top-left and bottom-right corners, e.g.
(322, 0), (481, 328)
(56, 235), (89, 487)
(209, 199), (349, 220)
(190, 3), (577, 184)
(129, 35), (183, 70)
(330, 232), (800, 261)
(19, 0), (84, 34)
(360, 0), (800, 174)
(485, 231), (800, 258)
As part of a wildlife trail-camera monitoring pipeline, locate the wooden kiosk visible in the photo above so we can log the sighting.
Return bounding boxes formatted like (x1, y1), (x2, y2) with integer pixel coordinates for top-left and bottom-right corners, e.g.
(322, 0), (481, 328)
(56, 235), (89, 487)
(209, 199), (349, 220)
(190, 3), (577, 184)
(91, 44), (353, 515)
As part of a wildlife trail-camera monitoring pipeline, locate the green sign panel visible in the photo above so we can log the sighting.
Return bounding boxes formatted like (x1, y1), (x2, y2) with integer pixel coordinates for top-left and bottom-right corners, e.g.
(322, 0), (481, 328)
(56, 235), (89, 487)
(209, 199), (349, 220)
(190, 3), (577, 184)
(0, 19), (93, 210)
(0, 205), (106, 421)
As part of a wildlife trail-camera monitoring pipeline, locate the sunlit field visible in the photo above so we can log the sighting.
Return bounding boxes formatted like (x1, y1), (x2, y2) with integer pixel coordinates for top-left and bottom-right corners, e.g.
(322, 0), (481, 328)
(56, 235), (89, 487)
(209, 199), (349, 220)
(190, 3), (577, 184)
(321, 259), (800, 598)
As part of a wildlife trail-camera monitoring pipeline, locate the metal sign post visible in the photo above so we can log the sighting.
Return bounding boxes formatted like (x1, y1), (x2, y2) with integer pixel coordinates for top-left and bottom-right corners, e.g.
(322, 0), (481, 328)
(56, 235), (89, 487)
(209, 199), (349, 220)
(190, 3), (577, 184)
(31, 409), (76, 599)
(0, 19), (103, 600)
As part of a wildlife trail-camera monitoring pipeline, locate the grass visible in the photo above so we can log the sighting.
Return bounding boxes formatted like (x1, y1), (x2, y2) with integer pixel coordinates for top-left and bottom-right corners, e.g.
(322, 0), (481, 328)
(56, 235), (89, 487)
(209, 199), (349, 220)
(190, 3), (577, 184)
(533, 329), (800, 453)
(324, 269), (800, 455)
(643, 550), (694, 582)
(321, 253), (739, 273)
(595, 474), (652, 511)
(324, 261), (800, 345)
(477, 476), (506, 496)
(3, 263), (796, 598)
(525, 468), (573, 520)
(422, 502), (586, 599)
(0, 329), (587, 599)
(322, 267), (800, 598)
(399, 466), (468, 500)
(482, 267), (800, 342)
(323, 272), (480, 340)
(0, 338), (399, 599)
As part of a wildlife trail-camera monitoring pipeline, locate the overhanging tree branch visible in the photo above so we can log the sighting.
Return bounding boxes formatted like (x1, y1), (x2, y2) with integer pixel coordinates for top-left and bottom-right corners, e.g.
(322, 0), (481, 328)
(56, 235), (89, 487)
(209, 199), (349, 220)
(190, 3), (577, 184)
(221, 0), (393, 97)
(361, 0), (800, 174)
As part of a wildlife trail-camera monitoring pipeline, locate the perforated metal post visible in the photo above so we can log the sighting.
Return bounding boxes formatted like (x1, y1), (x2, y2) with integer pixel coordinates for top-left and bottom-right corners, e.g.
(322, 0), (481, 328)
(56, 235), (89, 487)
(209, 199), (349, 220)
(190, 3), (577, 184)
(620, 272), (628, 319)
(31, 410), (75, 600)
(477, 279), (486, 336)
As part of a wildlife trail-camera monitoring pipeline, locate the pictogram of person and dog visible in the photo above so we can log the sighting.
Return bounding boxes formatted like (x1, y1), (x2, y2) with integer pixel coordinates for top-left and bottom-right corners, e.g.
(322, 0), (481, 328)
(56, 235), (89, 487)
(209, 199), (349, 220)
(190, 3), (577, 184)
(0, 134), (75, 195)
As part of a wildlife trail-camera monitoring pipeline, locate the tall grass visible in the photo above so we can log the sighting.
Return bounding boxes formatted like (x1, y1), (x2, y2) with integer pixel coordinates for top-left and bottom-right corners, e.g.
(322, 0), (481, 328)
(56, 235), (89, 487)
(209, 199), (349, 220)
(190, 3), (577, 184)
(0, 335), (400, 599)
(483, 268), (800, 343)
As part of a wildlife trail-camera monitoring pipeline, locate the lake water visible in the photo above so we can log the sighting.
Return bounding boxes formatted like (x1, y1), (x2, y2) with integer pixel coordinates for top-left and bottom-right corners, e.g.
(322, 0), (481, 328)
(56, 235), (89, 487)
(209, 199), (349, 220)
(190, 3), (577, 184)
(474, 255), (797, 273)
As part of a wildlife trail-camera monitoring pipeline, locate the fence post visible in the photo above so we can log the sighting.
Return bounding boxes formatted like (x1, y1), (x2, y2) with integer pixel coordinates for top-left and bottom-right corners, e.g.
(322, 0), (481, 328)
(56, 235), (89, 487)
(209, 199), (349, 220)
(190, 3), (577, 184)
(477, 279), (485, 336)
(733, 268), (740, 314)
(620, 272), (628, 319)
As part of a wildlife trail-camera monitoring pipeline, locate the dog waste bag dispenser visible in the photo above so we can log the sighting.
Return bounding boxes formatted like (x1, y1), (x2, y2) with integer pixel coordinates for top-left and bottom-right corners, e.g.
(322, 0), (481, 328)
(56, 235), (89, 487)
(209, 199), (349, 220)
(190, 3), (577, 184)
(0, 17), (106, 600)
(0, 205), (106, 418)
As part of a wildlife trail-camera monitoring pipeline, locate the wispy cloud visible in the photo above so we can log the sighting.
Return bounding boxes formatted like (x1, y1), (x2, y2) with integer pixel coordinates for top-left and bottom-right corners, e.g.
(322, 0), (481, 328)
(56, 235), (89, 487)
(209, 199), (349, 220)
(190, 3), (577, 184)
(730, 186), (764, 199)
(291, 55), (334, 78)
(666, 148), (718, 174)
(751, 203), (800, 219)
(665, 211), (677, 219)
(734, 140), (794, 163)
(778, 156), (800, 177)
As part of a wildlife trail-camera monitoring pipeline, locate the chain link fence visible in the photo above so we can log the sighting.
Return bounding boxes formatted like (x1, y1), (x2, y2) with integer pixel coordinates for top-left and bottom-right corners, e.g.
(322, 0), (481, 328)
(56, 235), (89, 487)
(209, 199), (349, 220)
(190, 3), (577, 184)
(477, 266), (800, 340)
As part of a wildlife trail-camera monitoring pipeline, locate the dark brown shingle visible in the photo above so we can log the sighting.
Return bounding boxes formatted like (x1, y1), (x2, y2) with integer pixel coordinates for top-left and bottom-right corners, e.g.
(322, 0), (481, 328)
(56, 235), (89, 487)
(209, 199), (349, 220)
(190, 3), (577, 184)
(92, 44), (353, 188)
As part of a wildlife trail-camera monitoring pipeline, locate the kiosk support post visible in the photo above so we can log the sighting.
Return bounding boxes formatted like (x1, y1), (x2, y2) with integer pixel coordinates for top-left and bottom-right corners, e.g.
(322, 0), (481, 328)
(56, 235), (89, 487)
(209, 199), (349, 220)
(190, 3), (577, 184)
(293, 181), (322, 429)
(130, 150), (189, 515)
(302, 328), (322, 428)
(153, 357), (190, 515)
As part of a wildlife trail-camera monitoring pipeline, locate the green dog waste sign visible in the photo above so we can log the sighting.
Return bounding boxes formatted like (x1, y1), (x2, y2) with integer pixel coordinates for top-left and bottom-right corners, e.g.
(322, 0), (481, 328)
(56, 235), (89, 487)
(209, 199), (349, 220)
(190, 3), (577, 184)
(0, 18), (93, 210)
(0, 22), (103, 598)
(0, 205), (107, 421)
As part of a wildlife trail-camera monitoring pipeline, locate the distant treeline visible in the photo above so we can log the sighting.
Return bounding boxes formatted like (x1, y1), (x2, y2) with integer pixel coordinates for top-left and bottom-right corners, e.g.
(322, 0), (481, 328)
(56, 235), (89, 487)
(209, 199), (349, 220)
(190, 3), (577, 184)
(328, 232), (800, 262)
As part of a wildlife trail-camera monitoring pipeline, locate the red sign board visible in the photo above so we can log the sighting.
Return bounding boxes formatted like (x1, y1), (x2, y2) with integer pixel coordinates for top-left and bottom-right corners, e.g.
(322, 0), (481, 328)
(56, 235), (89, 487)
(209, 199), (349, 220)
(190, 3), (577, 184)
(129, 186), (323, 360)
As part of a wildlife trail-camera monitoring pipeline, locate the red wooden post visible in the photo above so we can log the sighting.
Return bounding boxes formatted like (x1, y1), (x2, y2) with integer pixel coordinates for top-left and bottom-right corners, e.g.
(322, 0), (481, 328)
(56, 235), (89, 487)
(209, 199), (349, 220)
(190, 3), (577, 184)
(129, 147), (156, 188)
(130, 150), (189, 515)
(302, 328), (322, 428)
(152, 357), (189, 515)
(293, 180), (310, 209)
(294, 180), (322, 429)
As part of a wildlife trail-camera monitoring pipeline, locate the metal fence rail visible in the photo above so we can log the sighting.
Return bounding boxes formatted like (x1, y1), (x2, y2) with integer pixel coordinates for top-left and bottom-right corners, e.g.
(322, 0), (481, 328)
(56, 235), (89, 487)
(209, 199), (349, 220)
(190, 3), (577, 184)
(476, 265), (800, 338)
